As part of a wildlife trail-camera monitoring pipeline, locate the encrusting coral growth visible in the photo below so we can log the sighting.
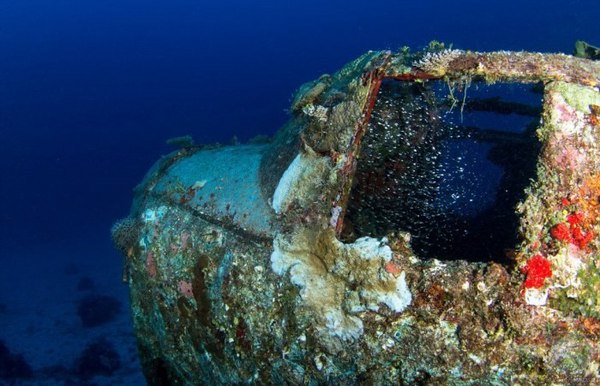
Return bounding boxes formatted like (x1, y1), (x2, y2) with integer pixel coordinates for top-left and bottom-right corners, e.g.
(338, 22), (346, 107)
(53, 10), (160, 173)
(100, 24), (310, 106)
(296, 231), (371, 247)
(271, 228), (411, 342)
(413, 48), (465, 77)
(515, 80), (600, 319)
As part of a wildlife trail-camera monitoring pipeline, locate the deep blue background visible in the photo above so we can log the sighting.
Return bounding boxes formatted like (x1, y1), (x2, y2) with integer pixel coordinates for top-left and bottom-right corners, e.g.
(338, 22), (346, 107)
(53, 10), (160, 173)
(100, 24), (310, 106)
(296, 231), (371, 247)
(1, 0), (598, 252)
(0, 3), (598, 382)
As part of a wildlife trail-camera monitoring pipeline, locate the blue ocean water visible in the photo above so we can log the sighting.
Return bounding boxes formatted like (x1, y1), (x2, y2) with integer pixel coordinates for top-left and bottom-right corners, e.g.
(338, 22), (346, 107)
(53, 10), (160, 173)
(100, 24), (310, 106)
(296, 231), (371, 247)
(0, 0), (598, 383)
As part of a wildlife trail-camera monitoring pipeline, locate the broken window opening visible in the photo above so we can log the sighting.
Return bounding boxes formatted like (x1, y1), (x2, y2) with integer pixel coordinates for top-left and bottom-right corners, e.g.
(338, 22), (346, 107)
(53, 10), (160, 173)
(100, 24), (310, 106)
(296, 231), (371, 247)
(342, 79), (543, 264)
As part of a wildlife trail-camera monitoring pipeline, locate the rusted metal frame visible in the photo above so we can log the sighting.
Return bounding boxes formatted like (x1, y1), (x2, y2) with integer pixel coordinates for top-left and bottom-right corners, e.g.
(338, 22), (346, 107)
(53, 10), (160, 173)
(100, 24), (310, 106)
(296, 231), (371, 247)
(387, 72), (442, 81)
(331, 50), (600, 236)
(396, 51), (600, 86)
(333, 55), (391, 235)
(332, 59), (442, 235)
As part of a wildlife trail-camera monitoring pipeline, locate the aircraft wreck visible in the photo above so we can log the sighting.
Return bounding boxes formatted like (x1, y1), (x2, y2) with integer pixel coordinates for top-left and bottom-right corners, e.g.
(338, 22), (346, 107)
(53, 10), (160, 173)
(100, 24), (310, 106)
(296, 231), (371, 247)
(112, 46), (600, 384)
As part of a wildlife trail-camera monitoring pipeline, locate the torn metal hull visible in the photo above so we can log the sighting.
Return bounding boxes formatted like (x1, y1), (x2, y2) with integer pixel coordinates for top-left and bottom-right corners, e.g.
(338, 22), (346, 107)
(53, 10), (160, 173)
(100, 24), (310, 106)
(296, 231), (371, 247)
(114, 47), (600, 384)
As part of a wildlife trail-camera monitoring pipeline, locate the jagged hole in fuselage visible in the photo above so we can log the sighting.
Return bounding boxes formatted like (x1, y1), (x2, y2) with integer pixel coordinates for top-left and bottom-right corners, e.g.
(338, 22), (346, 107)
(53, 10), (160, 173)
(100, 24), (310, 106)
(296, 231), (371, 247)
(343, 79), (542, 263)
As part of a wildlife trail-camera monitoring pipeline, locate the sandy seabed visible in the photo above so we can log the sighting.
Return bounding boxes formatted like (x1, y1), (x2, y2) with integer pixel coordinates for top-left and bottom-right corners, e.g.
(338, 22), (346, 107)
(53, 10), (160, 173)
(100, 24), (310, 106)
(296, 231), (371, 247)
(0, 235), (146, 385)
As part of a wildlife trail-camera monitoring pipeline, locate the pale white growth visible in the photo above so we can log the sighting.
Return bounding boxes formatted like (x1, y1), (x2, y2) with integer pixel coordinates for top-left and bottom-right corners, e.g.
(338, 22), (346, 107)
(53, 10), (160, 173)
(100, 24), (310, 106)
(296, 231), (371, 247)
(270, 238), (291, 276)
(139, 206), (169, 250)
(324, 310), (364, 341)
(302, 103), (329, 123)
(362, 272), (411, 313)
(329, 205), (343, 228)
(551, 245), (585, 297)
(525, 288), (548, 306)
(191, 179), (207, 190)
(550, 93), (586, 136)
(271, 231), (412, 341)
(413, 49), (464, 75)
(142, 206), (168, 223)
(313, 354), (325, 371)
(468, 353), (483, 365)
(271, 152), (330, 214)
(438, 320), (460, 347)
(427, 259), (447, 273)
(272, 154), (304, 214)
(346, 236), (393, 261)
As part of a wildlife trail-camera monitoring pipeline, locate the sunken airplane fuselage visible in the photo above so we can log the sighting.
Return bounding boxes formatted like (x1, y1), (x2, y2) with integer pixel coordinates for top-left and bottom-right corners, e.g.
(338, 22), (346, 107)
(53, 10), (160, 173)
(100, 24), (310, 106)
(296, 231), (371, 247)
(112, 47), (600, 385)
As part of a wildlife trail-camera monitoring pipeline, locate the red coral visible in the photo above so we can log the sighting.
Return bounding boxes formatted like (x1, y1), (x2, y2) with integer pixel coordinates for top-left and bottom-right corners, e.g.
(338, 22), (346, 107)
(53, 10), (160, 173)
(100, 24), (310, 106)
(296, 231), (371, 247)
(572, 227), (594, 249)
(550, 199), (596, 250)
(522, 254), (552, 289)
(550, 211), (595, 249)
(571, 227), (584, 241)
(567, 212), (584, 226)
(550, 223), (572, 242)
(581, 231), (594, 249)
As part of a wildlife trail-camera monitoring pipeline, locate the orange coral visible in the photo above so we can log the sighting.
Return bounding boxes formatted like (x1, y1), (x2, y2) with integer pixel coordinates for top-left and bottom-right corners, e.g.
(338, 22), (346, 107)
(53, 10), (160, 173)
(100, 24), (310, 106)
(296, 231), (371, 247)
(384, 260), (403, 276)
(576, 173), (600, 230)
